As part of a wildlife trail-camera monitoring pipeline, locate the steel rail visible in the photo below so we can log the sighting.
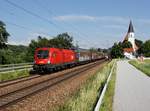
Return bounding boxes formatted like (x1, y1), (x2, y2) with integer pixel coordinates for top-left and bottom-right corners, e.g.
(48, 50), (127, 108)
(0, 59), (106, 109)
(0, 75), (41, 88)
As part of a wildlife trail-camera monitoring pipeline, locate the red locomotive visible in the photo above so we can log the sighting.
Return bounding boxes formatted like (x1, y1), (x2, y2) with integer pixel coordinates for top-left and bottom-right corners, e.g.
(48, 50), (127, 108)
(33, 47), (104, 72)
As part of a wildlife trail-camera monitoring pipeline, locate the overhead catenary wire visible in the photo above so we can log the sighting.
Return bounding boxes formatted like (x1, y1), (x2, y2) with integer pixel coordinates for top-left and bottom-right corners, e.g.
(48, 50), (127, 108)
(6, 21), (33, 31)
(4, 0), (66, 32)
(0, 8), (15, 16)
(0, 9), (54, 37)
(2, 20), (53, 37)
(3, 0), (100, 48)
(32, 0), (97, 46)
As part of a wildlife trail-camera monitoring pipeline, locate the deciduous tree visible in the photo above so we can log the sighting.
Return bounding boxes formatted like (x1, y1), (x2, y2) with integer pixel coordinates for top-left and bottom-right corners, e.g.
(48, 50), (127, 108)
(141, 40), (150, 57)
(110, 43), (124, 58)
(0, 21), (10, 49)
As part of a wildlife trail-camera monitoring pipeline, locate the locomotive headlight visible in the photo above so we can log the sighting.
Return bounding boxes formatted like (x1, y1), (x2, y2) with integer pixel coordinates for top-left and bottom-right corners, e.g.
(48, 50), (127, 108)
(47, 60), (50, 64)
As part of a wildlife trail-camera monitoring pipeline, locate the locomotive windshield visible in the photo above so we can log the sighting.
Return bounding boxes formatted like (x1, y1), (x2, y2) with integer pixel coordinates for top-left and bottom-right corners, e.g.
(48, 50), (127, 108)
(37, 50), (49, 59)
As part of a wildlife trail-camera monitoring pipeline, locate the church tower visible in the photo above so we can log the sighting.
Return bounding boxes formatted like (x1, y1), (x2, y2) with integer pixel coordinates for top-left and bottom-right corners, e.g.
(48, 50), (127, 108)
(124, 21), (137, 52)
(128, 21), (136, 51)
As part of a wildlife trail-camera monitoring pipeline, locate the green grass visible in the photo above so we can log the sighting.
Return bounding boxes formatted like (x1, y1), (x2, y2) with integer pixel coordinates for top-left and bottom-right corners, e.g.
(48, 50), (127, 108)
(0, 69), (30, 82)
(100, 62), (117, 111)
(129, 59), (150, 76)
(54, 60), (115, 111)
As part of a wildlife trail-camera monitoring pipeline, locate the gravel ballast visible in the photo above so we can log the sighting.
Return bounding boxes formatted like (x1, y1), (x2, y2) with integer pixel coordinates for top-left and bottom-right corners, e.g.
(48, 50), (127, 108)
(1, 61), (106, 111)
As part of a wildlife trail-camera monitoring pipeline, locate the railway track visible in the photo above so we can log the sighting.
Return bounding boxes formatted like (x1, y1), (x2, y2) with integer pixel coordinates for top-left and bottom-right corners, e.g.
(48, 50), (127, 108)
(0, 75), (41, 88)
(0, 59), (106, 109)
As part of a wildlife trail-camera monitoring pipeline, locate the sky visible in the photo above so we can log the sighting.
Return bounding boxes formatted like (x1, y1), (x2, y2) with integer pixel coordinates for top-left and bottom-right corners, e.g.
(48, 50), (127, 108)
(0, 0), (150, 48)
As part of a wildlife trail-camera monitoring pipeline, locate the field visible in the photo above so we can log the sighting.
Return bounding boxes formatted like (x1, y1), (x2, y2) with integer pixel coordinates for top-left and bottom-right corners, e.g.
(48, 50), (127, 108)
(0, 69), (30, 82)
(55, 60), (115, 111)
(129, 59), (150, 76)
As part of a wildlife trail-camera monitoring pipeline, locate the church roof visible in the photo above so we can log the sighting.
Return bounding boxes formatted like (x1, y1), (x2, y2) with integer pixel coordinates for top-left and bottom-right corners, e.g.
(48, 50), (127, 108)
(123, 43), (139, 53)
(123, 48), (134, 53)
(123, 21), (134, 42)
(128, 21), (134, 33)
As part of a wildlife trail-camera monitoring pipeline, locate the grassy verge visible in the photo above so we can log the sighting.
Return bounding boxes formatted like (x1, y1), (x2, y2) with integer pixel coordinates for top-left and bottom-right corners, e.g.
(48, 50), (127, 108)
(100, 62), (117, 111)
(0, 69), (30, 82)
(55, 60), (115, 111)
(129, 59), (150, 76)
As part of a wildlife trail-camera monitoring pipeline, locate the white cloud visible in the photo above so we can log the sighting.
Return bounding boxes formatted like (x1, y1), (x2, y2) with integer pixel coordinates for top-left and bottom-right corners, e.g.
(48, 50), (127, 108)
(97, 16), (128, 24)
(8, 15), (150, 48)
(8, 32), (53, 46)
(53, 15), (97, 21)
(53, 15), (130, 23)
(27, 32), (53, 43)
(8, 40), (28, 46)
(53, 15), (150, 26)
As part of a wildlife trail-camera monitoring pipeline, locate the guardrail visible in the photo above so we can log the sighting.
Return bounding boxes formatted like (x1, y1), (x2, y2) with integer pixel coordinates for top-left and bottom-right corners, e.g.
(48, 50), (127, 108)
(94, 60), (116, 111)
(0, 63), (33, 73)
(0, 62), (33, 68)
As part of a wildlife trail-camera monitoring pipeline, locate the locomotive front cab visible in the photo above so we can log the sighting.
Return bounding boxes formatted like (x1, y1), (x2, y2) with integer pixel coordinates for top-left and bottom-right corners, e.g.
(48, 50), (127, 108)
(36, 49), (50, 64)
(33, 48), (51, 72)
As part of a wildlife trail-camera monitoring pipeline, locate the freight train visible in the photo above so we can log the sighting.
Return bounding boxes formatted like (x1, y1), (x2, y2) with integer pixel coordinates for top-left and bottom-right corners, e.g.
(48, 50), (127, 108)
(33, 47), (105, 72)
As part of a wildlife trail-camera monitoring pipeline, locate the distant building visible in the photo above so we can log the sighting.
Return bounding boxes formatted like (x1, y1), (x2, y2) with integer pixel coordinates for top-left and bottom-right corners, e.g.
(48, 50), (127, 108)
(123, 21), (138, 59)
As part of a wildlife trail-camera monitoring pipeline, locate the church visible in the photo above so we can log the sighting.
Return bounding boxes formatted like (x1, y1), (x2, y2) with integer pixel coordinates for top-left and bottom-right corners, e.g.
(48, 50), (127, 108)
(123, 21), (138, 59)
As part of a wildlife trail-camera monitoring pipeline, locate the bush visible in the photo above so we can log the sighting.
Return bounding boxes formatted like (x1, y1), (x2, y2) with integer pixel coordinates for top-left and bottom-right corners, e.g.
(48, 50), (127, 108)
(141, 40), (150, 57)
(110, 43), (124, 58)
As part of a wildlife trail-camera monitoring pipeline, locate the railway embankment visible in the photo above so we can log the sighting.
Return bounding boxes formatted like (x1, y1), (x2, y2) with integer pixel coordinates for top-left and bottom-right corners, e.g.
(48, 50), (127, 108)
(99, 61), (116, 111)
(0, 60), (106, 111)
(55, 60), (115, 111)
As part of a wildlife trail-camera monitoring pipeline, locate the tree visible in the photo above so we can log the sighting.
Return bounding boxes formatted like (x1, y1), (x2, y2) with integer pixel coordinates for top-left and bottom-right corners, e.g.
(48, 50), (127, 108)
(122, 41), (132, 48)
(110, 43), (124, 58)
(50, 32), (73, 49)
(135, 39), (143, 55)
(135, 39), (143, 48)
(37, 36), (50, 47)
(89, 48), (97, 53)
(141, 40), (150, 57)
(0, 21), (10, 49)
(0, 45), (28, 64)
(0, 21), (10, 64)
(25, 39), (38, 62)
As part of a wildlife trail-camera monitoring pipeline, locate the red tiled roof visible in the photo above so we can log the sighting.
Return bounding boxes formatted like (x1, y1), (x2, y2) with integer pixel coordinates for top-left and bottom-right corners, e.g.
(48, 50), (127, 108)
(123, 48), (134, 53)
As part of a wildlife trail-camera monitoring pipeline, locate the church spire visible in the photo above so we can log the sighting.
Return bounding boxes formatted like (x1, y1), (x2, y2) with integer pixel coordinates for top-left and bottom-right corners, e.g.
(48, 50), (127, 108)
(128, 20), (134, 33)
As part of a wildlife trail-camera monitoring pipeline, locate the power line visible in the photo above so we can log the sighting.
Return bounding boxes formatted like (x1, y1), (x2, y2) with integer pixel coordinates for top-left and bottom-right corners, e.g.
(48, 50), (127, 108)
(0, 8), (55, 36)
(6, 21), (33, 31)
(2, 20), (53, 37)
(4, 0), (66, 32)
(4, 0), (100, 48)
(0, 8), (15, 16)
(33, 0), (82, 37)
(32, 0), (94, 45)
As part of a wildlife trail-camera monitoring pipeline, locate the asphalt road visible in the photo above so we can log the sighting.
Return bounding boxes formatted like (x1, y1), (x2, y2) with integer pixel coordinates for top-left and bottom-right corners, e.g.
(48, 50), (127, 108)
(113, 61), (150, 111)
